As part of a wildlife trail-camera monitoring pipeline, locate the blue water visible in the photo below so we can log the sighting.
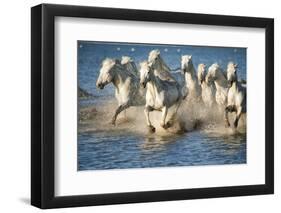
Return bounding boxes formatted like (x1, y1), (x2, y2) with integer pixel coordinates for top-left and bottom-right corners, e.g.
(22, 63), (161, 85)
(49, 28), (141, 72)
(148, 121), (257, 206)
(78, 41), (246, 171)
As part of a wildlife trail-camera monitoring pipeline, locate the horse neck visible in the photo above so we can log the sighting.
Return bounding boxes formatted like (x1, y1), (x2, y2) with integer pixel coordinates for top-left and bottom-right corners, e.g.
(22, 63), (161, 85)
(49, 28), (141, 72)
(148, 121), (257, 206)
(230, 81), (238, 91)
(157, 57), (171, 72)
(185, 63), (197, 83)
(111, 66), (131, 89)
(147, 72), (162, 93)
(125, 62), (138, 75)
(214, 69), (228, 89)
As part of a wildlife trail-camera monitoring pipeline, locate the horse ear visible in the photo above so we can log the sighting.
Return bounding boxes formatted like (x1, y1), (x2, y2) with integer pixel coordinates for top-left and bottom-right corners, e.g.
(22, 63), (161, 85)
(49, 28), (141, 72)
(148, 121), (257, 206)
(189, 55), (192, 60)
(234, 63), (238, 68)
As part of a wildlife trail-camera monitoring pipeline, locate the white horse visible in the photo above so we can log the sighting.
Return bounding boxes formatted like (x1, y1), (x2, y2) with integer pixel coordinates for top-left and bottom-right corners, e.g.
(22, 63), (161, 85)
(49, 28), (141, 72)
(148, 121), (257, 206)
(197, 63), (216, 107)
(148, 49), (176, 82)
(205, 63), (228, 107)
(181, 55), (201, 102)
(147, 49), (188, 99)
(96, 58), (145, 125)
(225, 62), (246, 128)
(139, 61), (183, 133)
(121, 56), (138, 77)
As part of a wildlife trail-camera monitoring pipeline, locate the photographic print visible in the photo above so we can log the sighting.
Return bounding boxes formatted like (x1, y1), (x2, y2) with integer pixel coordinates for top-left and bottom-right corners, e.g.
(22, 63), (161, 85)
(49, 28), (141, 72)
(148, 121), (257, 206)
(31, 4), (274, 208)
(78, 41), (247, 171)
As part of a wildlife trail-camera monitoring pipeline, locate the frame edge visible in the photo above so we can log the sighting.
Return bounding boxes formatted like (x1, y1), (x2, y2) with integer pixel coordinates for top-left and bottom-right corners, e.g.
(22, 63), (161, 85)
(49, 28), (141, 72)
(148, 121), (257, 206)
(31, 4), (43, 208)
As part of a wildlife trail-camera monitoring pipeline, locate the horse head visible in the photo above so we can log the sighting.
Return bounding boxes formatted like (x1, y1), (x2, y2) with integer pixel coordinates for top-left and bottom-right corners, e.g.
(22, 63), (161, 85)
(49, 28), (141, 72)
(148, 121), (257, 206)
(197, 63), (206, 85)
(206, 63), (220, 85)
(148, 49), (162, 70)
(96, 58), (121, 89)
(139, 61), (153, 88)
(181, 55), (193, 74)
(227, 62), (238, 87)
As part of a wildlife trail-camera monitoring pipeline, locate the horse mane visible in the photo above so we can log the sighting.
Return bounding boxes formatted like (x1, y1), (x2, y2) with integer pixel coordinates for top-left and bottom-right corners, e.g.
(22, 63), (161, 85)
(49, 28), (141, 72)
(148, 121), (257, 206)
(148, 49), (175, 82)
(214, 64), (228, 88)
(121, 56), (139, 78)
(121, 56), (133, 64)
(102, 58), (136, 80)
(158, 55), (171, 72)
(197, 63), (206, 80)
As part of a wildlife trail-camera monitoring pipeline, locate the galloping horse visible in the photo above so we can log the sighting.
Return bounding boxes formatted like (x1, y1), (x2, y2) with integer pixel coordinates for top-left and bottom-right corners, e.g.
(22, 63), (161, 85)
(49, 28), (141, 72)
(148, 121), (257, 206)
(181, 55), (201, 102)
(224, 62), (246, 128)
(197, 63), (216, 107)
(205, 63), (228, 107)
(139, 61), (183, 133)
(96, 58), (145, 125)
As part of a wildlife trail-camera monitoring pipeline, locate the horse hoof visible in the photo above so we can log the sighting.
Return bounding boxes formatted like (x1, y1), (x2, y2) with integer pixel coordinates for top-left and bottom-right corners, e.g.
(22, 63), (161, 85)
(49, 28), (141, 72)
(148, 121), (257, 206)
(148, 125), (156, 133)
(111, 120), (116, 126)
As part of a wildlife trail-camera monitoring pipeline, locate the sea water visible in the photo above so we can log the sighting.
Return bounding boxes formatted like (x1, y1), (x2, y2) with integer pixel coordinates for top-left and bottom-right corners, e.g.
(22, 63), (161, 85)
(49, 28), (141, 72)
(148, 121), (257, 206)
(78, 41), (246, 171)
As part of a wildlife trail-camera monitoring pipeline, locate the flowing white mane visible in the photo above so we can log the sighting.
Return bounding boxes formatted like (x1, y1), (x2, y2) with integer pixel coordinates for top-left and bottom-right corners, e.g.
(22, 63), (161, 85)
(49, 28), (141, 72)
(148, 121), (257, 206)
(121, 56), (138, 77)
(197, 63), (206, 82)
(100, 58), (116, 74)
(139, 60), (149, 70)
(198, 63), (206, 74)
(100, 58), (136, 79)
(148, 49), (175, 82)
(209, 63), (219, 72)
(121, 56), (133, 64)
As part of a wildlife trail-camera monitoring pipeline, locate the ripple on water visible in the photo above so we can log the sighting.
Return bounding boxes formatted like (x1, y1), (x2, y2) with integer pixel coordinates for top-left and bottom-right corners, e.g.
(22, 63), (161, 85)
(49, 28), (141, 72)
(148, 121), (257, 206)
(78, 125), (246, 170)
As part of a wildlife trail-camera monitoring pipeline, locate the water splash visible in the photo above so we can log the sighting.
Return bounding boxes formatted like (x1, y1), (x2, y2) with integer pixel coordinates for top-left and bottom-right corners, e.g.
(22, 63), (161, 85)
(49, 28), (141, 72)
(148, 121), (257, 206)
(78, 98), (246, 137)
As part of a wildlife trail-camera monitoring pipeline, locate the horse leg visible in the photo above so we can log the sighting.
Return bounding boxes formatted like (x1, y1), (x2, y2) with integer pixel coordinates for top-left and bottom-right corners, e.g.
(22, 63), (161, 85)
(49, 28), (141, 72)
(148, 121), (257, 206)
(224, 105), (234, 128)
(111, 103), (130, 125)
(167, 101), (181, 127)
(160, 106), (169, 129)
(234, 106), (242, 128)
(144, 106), (155, 133)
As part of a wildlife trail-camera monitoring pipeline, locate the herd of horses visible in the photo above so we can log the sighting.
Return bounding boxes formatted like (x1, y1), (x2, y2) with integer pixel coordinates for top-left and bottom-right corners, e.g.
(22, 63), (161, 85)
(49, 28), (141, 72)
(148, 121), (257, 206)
(96, 49), (246, 133)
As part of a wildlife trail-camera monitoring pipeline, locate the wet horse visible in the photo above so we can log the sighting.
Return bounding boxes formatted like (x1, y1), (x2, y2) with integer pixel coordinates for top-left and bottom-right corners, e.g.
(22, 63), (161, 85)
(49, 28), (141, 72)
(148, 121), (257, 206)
(197, 63), (216, 107)
(225, 62), (246, 128)
(181, 55), (201, 102)
(139, 61), (183, 133)
(205, 63), (228, 107)
(96, 58), (145, 125)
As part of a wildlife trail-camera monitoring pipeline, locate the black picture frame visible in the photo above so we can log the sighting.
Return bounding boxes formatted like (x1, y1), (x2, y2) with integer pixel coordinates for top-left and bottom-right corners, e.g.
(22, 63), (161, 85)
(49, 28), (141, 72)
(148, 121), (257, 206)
(31, 3), (274, 209)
